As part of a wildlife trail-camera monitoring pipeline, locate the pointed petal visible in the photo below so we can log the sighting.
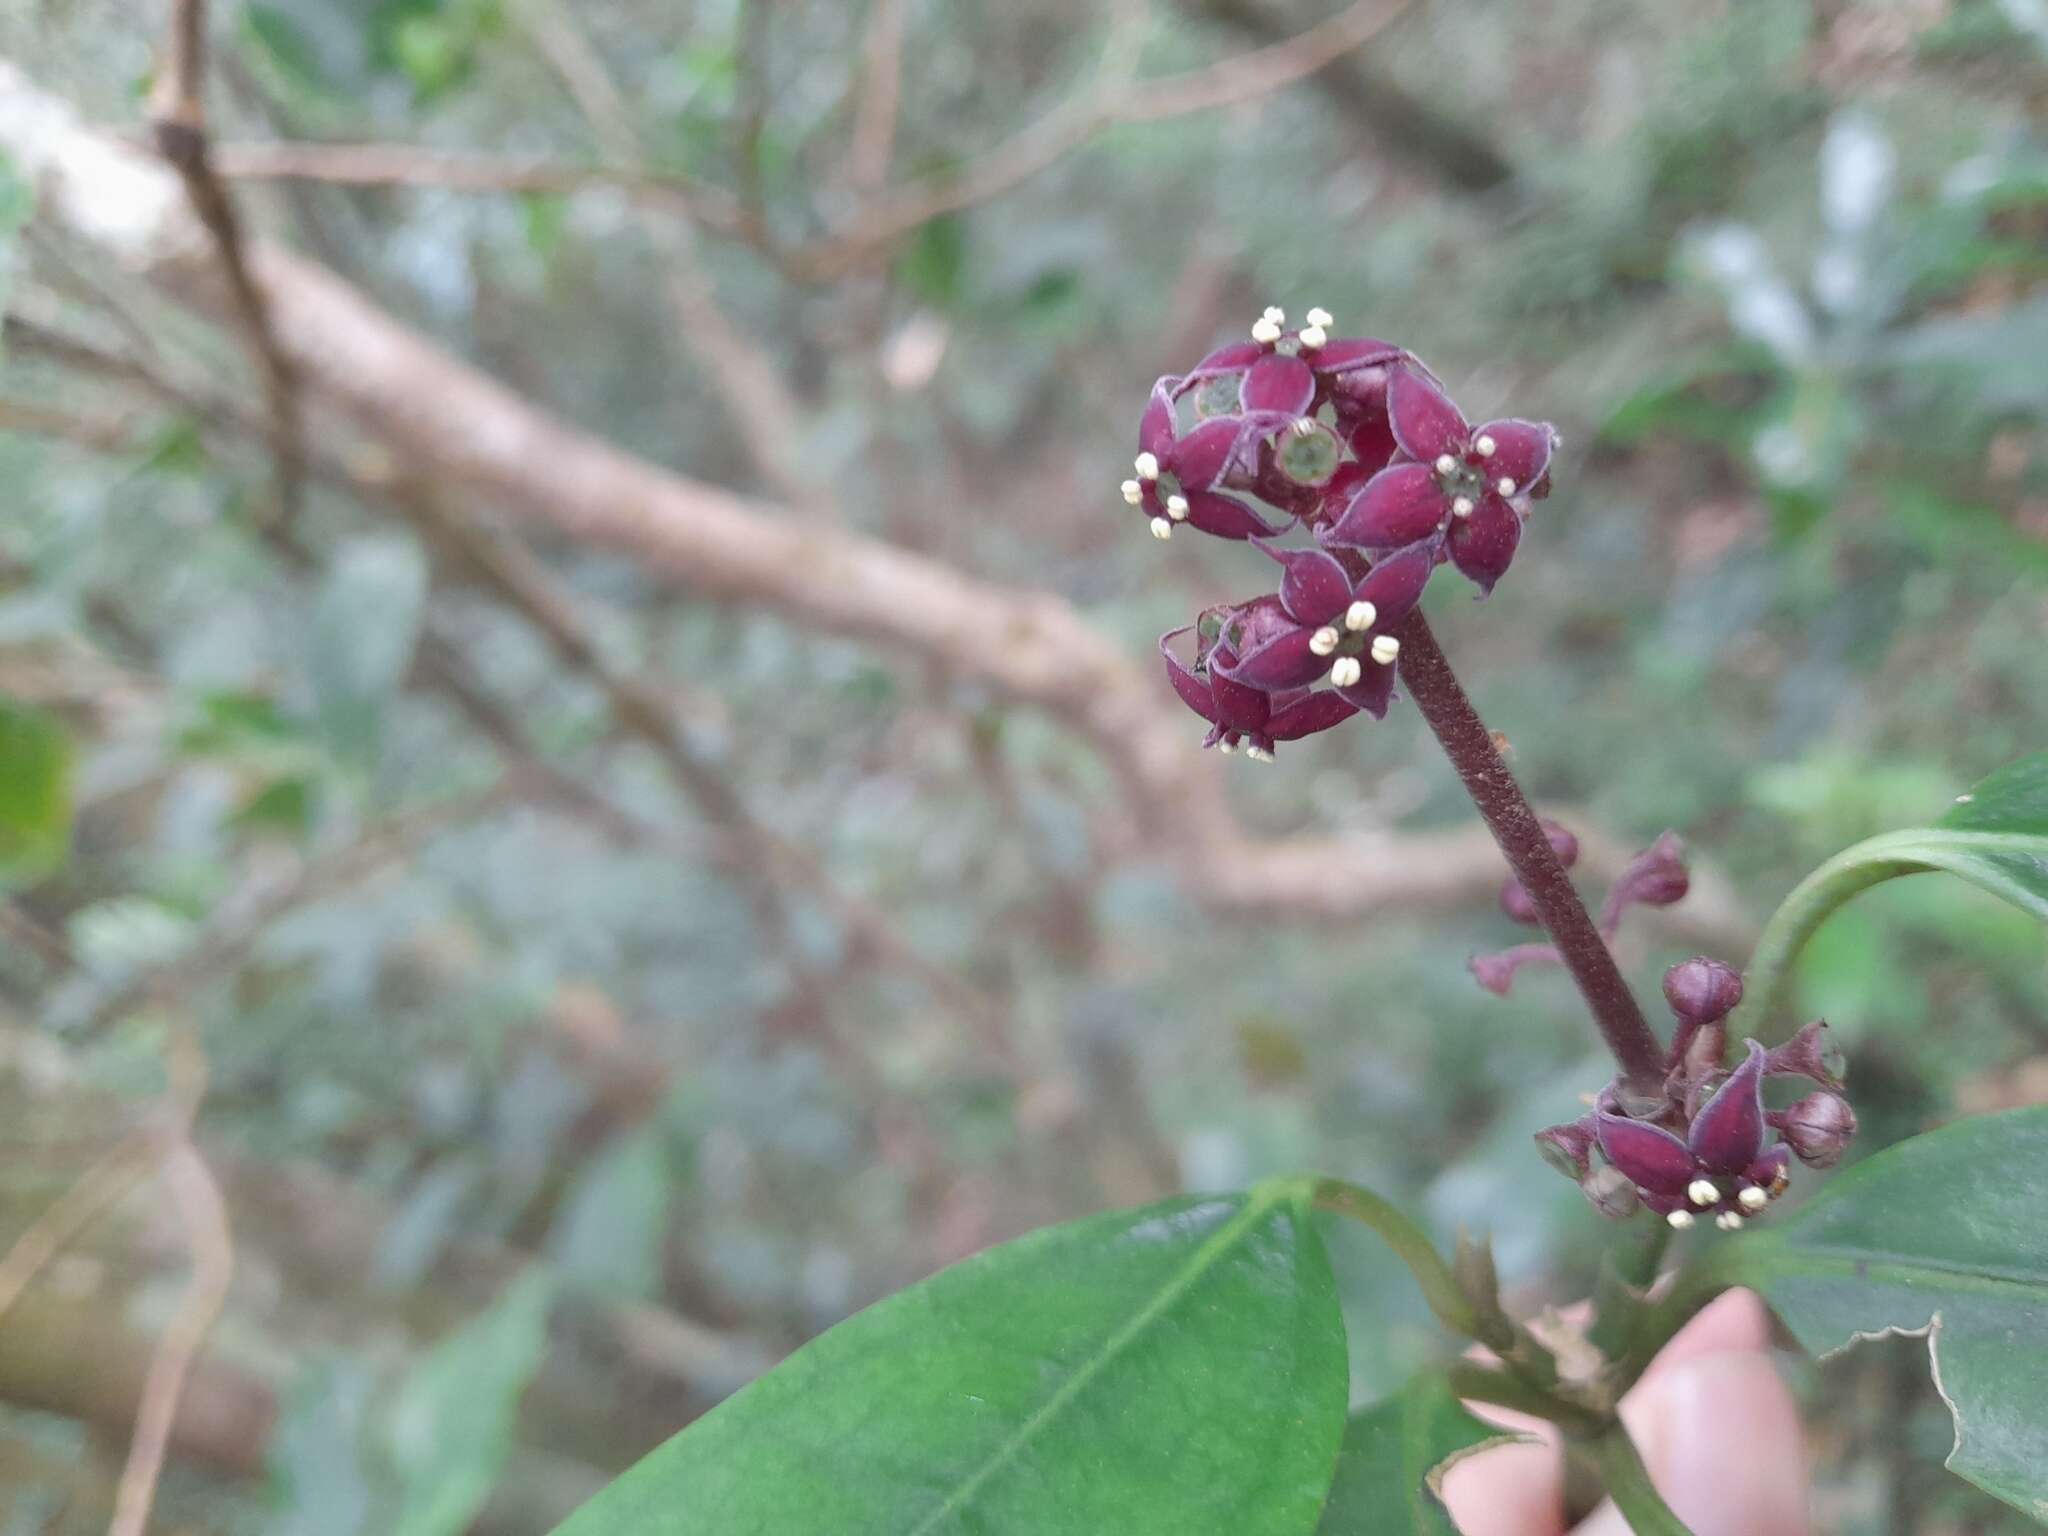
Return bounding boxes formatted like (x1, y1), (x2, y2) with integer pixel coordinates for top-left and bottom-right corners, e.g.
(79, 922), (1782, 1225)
(1216, 623), (1326, 691)
(1158, 629), (1219, 724)
(1328, 462), (1447, 550)
(1741, 1144), (1792, 1192)
(1473, 418), (1554, 491)
(1241, 354), (1317, 416)
(1180, 341), (1264, 382)
(1306, 337), (1405, 373)
(1165, 417), (1244, 492)
(1447, 492), (1523, 595)
(1182, 489), (1284, 540)
(1355, 540), (1438, 626)
(1254, 540), (1352, 625)
(1206, 668), (1273, 732)
(1336, 658), (1396, 719)
(1596, 1112), (1698, 1198)
(1346, 410), (1398, 475)
(1140, 378), (1179, 458)
(1266, 689), (1359, 741)
(1688, 1041), (1769, 1175)
(1387, 367), (1471, 462)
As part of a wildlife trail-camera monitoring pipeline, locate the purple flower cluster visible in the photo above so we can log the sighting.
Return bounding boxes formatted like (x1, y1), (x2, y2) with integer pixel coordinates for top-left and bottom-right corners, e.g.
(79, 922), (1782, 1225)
(1133, 307), (1557, 758)
(1539, 957), (1859, 1231)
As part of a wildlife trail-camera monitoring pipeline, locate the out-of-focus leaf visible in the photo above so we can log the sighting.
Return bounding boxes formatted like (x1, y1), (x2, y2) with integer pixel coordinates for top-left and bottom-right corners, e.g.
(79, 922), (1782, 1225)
(375, 1157), (482, 1290)
(1722, 1108), (2048, 1518)
(0, 696), (73, 889)
(1875, 294), (2048, 413)
(551, 1184), (1348, 1536)
(1315, 1372), (1516, 1534)
(548, 1127), (672, 1299)
(241, 6), (344, 103)
(270, 1358), (378, 1536)
(895, 214), (966, 309)
(388, 1269), (555, 1536)
(307, 538), (428, 770)
(1740, 752), (2048, 1031)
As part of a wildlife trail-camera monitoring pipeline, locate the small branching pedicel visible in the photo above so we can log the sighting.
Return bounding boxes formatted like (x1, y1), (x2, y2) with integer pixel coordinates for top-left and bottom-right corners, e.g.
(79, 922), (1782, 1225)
(1135, 306), (1859, 1233)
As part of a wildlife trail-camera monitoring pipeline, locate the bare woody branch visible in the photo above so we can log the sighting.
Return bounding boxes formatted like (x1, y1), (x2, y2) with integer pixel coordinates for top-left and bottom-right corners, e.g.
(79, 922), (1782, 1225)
(0, 59), (1756, 947)
(147, 0), (305, 525)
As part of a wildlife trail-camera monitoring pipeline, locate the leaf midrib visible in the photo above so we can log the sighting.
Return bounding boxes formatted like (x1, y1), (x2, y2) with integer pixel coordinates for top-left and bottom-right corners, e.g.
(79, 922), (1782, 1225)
(903, 1181), (1308, 1536)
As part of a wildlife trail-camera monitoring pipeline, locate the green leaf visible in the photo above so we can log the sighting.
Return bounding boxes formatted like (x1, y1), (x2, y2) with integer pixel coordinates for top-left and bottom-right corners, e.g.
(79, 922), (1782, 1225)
(269, 1358), (377, 1536)
(307, 538), (428, 771)
(1722, 1108), (2048, 1520)
(1736, 751), (2048, 1035)
(1315, 1372), (1515, 1534)
(548, 1128), (672, 1300)
(388, 1269), (554, 1536)
(551, 1183), (1348, 1535)
(0, 696), (74, 890)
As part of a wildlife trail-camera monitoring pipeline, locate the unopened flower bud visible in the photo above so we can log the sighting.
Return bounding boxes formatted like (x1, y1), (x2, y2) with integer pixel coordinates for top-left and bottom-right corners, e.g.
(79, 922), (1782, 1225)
(1534, 1118), (1596, 1180)
(1580, 1163), (1640, 1220)
(1777, 1090), (1857, 1169)
(1662, 957), (1745, 1028)
(1539, 819), (1580, 869)
(1499, 878), (1540, 925)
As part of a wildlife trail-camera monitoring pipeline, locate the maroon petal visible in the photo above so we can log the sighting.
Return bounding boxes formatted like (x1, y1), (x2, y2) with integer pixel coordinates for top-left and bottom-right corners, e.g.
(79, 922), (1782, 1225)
(1179, 341), (1264, 384)
(1241, 354), (1317, 416)
(1140, 378), (1179, 459)
(1472, 418), (1554, 491)
(1307, 337), (1405, 374)
(1159, 629), (1219, 724)
(1354, 540), (1438, 627)
(1164, 418), (1240, 491)
(1266, 690), (1359, 741)
(1216, 623), (1326, 691)
(1182, 490), (1284, 540)
(1328, 463), (1447, 550)
(1447, 492), (1523, 595)
(1347, 411), (1398, 475)
(1206, 668), (1273, 733)
(1688, 1041), (1769, 1176)
(1337, 658), (1397, 719)
(1255, 541), (1352, 625)
(1596, 1112), (1698, 1199)
(1741, 1144), (1792, 1193)
(1387, 367), (1471, 463)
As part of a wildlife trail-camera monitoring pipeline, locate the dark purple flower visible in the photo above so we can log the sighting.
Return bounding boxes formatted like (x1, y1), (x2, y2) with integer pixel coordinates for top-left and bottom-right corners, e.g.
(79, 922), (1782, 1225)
(1209, 541), (1437, 717)
(1596, 1042), (1790, 1230)
(1324, 368), (1557, 595)
(1124, 379), (1287, 542)
(1159, 618), (1357, 760)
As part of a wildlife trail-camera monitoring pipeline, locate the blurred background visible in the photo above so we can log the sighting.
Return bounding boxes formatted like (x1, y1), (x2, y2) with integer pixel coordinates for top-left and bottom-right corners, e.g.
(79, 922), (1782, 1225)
(0, 0), (2043, 1530)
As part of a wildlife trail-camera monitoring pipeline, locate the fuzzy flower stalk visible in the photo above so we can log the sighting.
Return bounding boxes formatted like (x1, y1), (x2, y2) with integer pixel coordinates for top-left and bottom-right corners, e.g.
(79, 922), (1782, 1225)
(1132, 306), (1859, 1227)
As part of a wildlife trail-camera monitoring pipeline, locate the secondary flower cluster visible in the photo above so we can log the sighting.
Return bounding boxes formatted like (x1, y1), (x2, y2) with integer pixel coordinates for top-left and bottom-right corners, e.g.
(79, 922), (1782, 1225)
(1135, 307), (1558, 757)
(1538, 957), (1859, 1231)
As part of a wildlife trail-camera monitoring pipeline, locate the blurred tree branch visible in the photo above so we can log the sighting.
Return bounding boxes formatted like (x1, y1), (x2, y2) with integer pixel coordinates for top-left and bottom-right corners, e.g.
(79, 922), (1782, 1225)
(1184, 0), (1516, 193)
(0, 60), (1754, 953)
(147, 0), (304, 526)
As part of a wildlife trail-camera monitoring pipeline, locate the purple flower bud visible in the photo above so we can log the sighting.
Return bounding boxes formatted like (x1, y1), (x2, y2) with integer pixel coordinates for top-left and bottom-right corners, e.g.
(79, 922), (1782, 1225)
(1580, 1163), (1641, 1221)
(1469, 942), (1561, 997)
(1540, 819), (1580, 869)
(1598, 831), (1689, 931)
(1662, 957), (1745, 1028)
(1764, 1019), (1846, 1091)
(1534, 1117), (1596, 1180)
(1775, 1090), (1857, 1169)
(1499, 878), (1540, 925)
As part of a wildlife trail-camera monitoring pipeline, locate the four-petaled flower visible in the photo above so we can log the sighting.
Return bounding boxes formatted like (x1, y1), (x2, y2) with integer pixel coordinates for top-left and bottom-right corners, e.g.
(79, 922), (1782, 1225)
(1325, 368), (1557, 595)
(1596, 1042), (1791, 1231)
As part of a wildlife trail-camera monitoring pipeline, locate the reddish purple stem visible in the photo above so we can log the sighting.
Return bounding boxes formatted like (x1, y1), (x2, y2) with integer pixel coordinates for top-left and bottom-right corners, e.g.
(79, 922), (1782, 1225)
(1395, 613), (1667, 1095)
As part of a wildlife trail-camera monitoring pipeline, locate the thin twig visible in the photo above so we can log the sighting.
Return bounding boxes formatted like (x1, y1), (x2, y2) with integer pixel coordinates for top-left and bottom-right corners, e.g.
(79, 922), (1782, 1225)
(0, 1133), (157, 1322)
(107, 1142), (234, 1536)
(846, 0), (909, 192)
(148, 0), (305, 527)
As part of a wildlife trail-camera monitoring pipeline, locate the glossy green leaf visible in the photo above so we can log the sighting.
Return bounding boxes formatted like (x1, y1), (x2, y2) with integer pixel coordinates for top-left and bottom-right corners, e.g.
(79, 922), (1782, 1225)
(1738, 751), (2048, 1034)
(1316, 1372), (1514, 1535)
(388, 1269), (554, 1536)
(552, 1183), (1348, 1536)
(0, 696), (73, 890)
(1722, 1107), (2048, 1520)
